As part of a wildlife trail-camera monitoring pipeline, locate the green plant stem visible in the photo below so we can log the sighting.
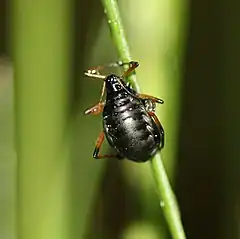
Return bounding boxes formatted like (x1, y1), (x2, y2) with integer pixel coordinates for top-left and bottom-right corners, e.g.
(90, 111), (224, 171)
(151, 154), (186, 239)
(101, 0), (140, 92)
(101, 0), (186, 239)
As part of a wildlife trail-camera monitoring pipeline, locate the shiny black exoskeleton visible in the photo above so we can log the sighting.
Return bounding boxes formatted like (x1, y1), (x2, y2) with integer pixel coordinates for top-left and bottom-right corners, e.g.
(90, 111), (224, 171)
(84, 61), (164, 163)
(103, 75), (164, 162)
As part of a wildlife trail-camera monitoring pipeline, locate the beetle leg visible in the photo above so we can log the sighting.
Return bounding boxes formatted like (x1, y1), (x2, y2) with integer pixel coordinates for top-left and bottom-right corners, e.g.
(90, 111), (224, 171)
(122, 61), (139, 78)
(84, 62), (121, 75)
(84, 65), (106, 78)
(84, 82), (106, 115)
(137, 93), (164, 104)
(84, 61), (139, 84)
(84, 72), (106, 79)
(85, 61), (138, 73)
(84, 102), (105, 115)
(148, 112), (165, 149)
(93, 132), (123, 159)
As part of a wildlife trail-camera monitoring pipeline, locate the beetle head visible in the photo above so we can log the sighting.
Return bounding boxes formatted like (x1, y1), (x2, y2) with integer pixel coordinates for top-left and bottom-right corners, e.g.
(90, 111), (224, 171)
(105, 74), (125, 93)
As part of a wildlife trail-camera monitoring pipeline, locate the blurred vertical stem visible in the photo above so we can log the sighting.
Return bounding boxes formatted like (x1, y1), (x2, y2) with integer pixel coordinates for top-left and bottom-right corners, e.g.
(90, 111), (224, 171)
(12, 1), (72, 239)
(101, 0), (186, 239)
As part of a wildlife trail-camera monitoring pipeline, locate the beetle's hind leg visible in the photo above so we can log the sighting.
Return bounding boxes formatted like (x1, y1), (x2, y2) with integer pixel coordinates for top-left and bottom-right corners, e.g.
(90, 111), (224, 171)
(148, 112), (165, 149)
(93, 131), (123, 159)
(140, 93), (165, 149)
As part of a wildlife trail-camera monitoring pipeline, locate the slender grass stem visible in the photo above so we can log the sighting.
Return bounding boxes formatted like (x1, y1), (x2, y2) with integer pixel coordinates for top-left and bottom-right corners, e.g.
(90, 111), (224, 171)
(101, 0), (140, 92)
(151, 154), (186, 239)
(101, 0), (187, 238)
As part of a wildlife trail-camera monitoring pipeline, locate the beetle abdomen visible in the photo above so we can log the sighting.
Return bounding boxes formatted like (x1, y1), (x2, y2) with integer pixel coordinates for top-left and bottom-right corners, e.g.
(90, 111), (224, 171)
(103, 95), (161, 162)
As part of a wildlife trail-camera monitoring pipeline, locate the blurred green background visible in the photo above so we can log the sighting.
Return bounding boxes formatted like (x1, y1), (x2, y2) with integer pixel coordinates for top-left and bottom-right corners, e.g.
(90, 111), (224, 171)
(0, 0), (239, 239)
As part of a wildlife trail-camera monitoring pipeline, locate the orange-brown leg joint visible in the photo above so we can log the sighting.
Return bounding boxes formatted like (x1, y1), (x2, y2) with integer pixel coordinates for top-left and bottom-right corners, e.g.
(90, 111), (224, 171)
(93, 132), (122, 159)
(148, 112), (161, 128)
(84, 102), (104, 115)
(137, 93), (164, 104)
(93, 132), (105, 158)
(122, 61), (139, 78)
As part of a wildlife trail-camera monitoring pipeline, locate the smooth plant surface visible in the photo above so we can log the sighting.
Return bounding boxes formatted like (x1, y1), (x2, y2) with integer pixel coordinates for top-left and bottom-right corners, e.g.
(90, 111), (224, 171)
(101, 0), (187, 238)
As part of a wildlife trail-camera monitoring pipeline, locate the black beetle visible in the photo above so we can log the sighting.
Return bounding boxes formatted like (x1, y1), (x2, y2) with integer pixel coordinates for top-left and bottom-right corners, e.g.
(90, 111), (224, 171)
(84, 61), (164, 162)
